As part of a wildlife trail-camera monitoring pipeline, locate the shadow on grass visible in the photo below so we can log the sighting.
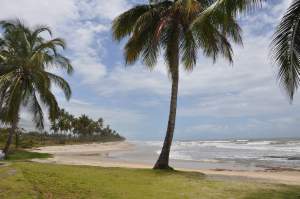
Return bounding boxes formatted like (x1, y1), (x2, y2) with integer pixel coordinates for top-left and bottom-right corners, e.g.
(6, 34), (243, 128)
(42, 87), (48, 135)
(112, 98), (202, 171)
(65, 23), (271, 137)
(144, 168), (206, 180)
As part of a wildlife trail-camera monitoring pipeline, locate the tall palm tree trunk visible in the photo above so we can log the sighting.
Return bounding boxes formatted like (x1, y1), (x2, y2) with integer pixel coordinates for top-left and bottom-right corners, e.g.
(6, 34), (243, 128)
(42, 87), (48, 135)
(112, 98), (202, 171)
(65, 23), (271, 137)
(154, 61), (179, 170)
(3, 121), (17, 159)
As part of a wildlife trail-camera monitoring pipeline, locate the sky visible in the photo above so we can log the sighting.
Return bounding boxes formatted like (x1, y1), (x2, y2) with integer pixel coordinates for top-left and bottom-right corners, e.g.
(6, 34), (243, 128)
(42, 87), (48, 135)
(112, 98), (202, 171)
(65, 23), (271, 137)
(0, 0), (299, 140)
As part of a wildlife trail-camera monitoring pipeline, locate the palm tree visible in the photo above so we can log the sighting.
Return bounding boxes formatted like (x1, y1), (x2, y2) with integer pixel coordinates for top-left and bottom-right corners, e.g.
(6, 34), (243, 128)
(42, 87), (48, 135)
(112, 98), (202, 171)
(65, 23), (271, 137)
(0, 19), (73, 158)
(112, 0), (247, 169)
(271, 0), (300, 101)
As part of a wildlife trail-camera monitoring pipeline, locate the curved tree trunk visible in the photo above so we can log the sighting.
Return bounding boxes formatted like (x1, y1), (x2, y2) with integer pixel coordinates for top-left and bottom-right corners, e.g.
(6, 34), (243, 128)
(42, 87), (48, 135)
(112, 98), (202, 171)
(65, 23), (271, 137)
(153, 62), (179, 170)
(3, 121), (17, 159)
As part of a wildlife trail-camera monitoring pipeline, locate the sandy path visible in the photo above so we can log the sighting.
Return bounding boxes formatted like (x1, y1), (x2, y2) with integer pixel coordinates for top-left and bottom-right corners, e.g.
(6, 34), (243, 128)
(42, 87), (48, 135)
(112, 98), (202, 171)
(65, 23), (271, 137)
(30, 142), (300, 186)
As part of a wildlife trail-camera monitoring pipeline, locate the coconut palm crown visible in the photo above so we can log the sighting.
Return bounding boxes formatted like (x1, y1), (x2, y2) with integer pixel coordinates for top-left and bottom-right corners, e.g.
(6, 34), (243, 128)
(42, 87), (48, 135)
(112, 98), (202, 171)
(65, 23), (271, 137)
(0, 19), (73, 157)
(112, 0), (249, 169)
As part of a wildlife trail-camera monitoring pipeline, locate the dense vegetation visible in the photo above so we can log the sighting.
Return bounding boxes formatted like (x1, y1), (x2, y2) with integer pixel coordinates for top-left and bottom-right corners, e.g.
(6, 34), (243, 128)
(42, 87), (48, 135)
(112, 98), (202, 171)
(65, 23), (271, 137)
(0, 111), (124, 150)
(0, 162), (299, 199)
(50, 109), (123, 141)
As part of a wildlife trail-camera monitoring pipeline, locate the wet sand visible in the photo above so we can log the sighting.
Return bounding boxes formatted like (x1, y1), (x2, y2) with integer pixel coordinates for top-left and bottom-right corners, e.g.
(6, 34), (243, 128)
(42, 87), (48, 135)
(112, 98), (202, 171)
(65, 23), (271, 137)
(30, 142), (300, 186)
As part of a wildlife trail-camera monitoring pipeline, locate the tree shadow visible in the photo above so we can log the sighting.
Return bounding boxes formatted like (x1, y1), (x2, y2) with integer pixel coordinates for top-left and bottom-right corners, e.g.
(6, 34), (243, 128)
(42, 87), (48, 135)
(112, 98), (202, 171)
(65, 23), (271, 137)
(149, 169), (206, 180)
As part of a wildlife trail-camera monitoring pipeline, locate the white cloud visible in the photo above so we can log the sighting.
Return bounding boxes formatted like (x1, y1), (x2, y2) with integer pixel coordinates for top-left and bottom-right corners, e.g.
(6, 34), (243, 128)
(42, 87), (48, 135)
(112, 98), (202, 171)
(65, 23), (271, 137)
(86, 1), (293, 98)
(93, 64), (170, 96)
(2, 0), (299, 139)
(0, 0), (132, 86)
(0, 0), (78, 28)
(75, 0), (130, 21)
(176, 1), (296, 119)
(94, 0), (131, 20)
(174, 1), (300, 138)
(181, 116), (300, 139)
(0, 0), (135, 132)
(68, 22), (109, 83)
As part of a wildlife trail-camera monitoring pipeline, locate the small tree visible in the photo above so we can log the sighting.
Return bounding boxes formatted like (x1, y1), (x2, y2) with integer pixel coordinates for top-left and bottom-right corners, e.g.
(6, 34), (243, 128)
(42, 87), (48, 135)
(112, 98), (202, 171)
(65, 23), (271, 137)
(0, 20), (73, 158)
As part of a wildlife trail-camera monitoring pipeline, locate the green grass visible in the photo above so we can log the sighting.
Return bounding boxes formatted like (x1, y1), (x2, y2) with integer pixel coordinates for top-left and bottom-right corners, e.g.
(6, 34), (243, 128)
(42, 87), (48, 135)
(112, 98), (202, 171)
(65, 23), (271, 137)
(0, 162), (299, 199)
(4, 150), (52, 161)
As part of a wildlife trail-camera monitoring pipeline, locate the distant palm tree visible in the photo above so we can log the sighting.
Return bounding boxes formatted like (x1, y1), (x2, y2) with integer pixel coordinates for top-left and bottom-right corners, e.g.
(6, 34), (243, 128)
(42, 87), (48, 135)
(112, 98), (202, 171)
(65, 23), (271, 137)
(0, 19), (73, 158)
(112, 0), (247, 169)
(271, 0), (300, 101)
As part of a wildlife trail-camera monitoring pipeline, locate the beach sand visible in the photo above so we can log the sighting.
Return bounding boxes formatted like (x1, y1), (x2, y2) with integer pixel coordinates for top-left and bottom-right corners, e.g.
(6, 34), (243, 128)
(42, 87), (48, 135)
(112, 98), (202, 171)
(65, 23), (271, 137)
(30, 141), (300, 186)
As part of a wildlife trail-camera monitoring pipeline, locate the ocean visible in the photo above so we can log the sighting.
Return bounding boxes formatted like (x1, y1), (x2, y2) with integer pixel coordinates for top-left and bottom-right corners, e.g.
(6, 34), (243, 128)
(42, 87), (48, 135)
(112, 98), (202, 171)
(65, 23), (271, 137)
(110, 139), (300, 171)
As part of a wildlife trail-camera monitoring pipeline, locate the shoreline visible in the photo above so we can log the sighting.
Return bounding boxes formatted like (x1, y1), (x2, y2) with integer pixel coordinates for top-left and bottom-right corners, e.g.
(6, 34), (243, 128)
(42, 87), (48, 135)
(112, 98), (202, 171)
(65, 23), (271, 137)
(30, 141), (300, 186)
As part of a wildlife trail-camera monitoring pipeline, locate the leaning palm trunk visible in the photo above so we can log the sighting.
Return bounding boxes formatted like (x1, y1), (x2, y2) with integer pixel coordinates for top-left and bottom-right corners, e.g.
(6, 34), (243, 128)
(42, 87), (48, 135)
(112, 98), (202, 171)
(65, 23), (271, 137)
(154, 52), (179, 169)
(3, 122), (17, 158)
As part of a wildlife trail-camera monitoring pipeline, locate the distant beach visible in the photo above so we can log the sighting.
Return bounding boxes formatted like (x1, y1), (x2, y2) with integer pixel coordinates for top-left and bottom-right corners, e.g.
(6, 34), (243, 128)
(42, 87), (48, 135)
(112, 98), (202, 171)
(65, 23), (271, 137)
(31, 140), (300, 185)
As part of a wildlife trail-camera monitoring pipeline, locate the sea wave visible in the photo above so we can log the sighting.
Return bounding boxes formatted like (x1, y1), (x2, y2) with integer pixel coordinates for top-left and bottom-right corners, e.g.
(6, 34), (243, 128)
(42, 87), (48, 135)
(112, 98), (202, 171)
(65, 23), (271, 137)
(129, 139), (300, 169)
(155, 150), (221, 163)
(144, 140), (300, 152)
(144, 140), (300, 162)
(155, 150), (193, 161)
(170, 140), (300, 153)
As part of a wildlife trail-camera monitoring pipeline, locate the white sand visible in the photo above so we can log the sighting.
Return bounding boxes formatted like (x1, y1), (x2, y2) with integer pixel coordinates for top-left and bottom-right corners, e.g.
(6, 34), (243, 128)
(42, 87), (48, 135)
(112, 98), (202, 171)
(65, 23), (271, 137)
(30, 142), (300, 186)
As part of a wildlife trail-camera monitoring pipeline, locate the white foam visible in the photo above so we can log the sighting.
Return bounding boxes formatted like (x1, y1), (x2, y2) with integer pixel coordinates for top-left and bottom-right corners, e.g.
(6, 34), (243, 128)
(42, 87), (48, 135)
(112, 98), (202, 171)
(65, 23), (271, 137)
(236, 140), (249, 142)
(181, 140), (300, 153)
(145, 140), (300, 164)
(144, 141), (163, 147)
(198, 159), (220, 163)
(170, 151), (193, 161)
(155, 150), (194, 161)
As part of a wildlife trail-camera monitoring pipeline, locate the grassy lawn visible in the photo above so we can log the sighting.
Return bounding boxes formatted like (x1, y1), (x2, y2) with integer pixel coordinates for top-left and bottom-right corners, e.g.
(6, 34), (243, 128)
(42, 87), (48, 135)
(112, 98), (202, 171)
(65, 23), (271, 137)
(0, 162), (299, 199)
(5, 150), (52, 161)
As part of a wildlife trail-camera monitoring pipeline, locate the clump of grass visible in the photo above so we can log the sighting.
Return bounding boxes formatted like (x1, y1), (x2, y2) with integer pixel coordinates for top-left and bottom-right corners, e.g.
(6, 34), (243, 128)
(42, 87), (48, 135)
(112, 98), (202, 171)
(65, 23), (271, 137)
(4, 150), (52, 161)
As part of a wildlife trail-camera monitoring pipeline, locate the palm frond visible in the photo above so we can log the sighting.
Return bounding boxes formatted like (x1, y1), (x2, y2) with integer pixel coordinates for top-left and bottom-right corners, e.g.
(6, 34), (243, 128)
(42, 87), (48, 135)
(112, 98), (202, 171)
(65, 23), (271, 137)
(3, 77), (22, 122)
(41, 89), (59, 122)
(271, 0), (300, 101)
(162, 19), (180, 78)
(180, 30), (197, 71)
(32, 72), (59, 122)
(112, 5), (150, 41)
(53, 54), (73, 74)
(46, 72), (72, 100)
(115, 0), (244, 79)
(124, 8), (161, 66)
(34, 38), (66, 55)
(32, 25), (52, 38)
(192, 9), (234, 63)
(29, 92), (44, 129)
(192, 0), (264, 29)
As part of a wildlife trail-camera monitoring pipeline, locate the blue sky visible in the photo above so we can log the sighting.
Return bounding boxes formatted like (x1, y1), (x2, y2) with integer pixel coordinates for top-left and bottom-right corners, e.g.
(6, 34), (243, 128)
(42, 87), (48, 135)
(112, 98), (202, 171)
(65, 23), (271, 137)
(1, 0), (299, 140)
